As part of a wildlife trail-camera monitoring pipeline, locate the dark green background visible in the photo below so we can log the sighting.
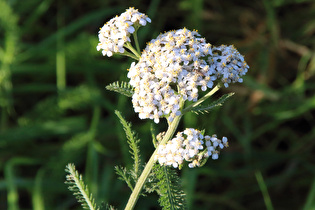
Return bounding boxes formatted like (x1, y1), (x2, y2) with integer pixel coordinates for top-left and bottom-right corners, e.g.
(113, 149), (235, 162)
(1, 0), (315, 209)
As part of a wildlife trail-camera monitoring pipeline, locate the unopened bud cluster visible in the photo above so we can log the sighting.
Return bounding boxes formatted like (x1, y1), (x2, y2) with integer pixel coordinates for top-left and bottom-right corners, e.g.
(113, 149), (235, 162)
(155, 128), (229, 168)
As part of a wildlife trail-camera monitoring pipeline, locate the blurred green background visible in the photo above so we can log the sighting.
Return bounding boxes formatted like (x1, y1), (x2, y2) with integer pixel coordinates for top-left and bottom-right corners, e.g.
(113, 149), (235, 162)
(1, 0), (315, 209)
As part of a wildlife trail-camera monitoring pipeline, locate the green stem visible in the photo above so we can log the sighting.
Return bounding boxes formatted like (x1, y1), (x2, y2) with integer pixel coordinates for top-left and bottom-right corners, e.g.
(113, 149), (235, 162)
(125, 111), (183, 210)
(124, 85), (220, 209)
(182, 84), (221, 113)
(133, 32), (141, 54)
(120, 51), (139, 61)
(124, 42), (141, 59)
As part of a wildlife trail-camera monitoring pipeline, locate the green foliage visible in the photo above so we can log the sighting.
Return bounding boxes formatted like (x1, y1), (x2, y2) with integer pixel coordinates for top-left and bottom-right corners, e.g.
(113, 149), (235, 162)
(65, 163), (100, 210)
(255, 171), (274, 210)
(114, 166), (134, 191)
(114, 110), (142, 180)
(153, 164), (187, 210)
(189, 93), (235, 115)
(106, 81), (134, 97)
(58, 85), (103, 110)
(0, 0), (19, 125)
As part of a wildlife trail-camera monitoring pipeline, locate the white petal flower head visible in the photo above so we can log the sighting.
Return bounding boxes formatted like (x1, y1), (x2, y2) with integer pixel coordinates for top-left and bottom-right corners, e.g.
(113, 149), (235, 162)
(155, 128), (229, 169)
(97, 7), (151, 57)
(128, 28), (249, 123)
(128, 28), (217, 123)
(210, 45), (249, 87)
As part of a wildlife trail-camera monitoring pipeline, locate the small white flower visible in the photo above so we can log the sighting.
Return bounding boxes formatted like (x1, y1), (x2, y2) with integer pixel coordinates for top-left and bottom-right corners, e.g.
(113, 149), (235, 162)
(97, 7), (150, 57)
(210, 45), (249, 86)
(155, 129), (229, 168)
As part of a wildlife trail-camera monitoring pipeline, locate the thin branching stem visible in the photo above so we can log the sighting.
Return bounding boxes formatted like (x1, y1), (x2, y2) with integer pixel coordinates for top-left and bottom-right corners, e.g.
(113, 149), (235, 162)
(133, 32), (141, 54)
(120, 51), (139, 60)
(124, 42), (141, 59)
(125, 86), (221, 209)
(125, 103), (184, 210)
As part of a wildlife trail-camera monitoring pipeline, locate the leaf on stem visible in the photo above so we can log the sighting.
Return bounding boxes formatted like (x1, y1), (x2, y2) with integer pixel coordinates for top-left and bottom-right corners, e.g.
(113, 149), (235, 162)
(114, 166), (134, 191)
(105, 81), (134, 97)
(65, 163), (100, 210)
(154, 164), (187, 210)
(115, 110), (142, 180)
(190, 92), (235, 115)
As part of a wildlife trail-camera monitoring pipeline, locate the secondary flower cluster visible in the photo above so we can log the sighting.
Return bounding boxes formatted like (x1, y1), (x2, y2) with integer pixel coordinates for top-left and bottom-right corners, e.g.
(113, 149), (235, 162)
(97, 7), (151, 57)
(127, 28), (249, 123)
(155, 128), (229, 168)
(211, 45), (249, 87)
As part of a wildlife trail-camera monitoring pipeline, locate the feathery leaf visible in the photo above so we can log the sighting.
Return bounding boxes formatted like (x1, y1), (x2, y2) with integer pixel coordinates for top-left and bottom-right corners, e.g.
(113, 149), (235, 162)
(114, 110), (142, 180)
(105, 81), (134, 97)
(190, 92), (234, 114)
(65, 163), (100, 210)
(150, 123), (158, 148)
(154, 164), (187, 210)
(114, 166), (134, 191)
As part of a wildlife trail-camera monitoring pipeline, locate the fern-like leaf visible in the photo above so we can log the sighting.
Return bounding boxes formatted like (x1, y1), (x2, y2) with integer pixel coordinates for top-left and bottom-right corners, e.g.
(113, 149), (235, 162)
(104, 204), (116, 210)
(114, 110), (142, 180)
(190, 92), (234, 115)
(154, 164), (187, 210)
(114, 166), (134, 191)
(65, 163), (99, 210)
(105, 81), (134, 97)
(150, 123), (158, 148)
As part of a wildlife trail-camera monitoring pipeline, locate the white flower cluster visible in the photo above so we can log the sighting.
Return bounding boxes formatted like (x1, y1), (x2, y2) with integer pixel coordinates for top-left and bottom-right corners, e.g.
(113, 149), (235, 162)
(127, 28), (249, 123)
(210, 45), (249, 87)
(97, 7), (151, 57)
(155, 128), (229, 168)
(128, 28), (216, 123)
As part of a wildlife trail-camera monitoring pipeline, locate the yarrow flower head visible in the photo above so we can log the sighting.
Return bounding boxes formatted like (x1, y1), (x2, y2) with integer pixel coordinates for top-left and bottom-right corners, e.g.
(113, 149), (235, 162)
(128, 28), (214, 123)
(97, 7), (151, 57)
(210, 45), (249, 87)
(127, 28), (249, 123)
(155, 128), (229, 168)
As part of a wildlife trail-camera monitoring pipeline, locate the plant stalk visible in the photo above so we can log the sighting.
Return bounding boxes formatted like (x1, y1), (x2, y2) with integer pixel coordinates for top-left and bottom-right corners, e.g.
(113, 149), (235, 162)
(124, 113), (183, 210)
(124, 85), (220, 209)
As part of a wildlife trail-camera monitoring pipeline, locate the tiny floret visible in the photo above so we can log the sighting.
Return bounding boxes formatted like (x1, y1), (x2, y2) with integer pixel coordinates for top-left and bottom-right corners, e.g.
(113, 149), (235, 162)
(155, 128), (229, 168)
